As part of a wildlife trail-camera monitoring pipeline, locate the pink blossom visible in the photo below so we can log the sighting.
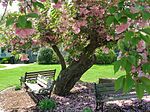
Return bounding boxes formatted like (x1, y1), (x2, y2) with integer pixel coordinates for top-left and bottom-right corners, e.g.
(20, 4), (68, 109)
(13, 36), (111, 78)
(59, 27), (67, 32)
(90, 6), (105, 18)
(102, 47), (109, 54)
(80, 7), (90, 15)
(32, 39), (39, 45)
(32, 0), (37, 2)
(135, 20), (149, 28)
(140, 50), (148, 63)
(131, 66), (136, 73)
(11, 40), (18, 45)
(116, 23), (130, 34)
(72, 26), (80, 34)
(20, 54), (29, 61)
(40, 0), (46, 2)
(0, 43), (5, 47)
(106, 35), (113, 41)
(130, 6), (140, 14)
(33, 8), (39, 14)
(138, 70), (145, 77)
(52, 2), (62, 9)
(77, 21), (87, 27)
(72, 21), (87, 34)
(137, 40), (146, 52)
(130, 0), (136, 3)
(14, 25), (35, 38)
(19, 40), (25, 46)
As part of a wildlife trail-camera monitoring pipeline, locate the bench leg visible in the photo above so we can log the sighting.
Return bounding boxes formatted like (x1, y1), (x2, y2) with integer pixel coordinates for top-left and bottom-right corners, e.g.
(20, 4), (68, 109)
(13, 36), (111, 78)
(96, 102), (104, 112)
(101, 102), (104, 112)
(95, 102), (99, 111)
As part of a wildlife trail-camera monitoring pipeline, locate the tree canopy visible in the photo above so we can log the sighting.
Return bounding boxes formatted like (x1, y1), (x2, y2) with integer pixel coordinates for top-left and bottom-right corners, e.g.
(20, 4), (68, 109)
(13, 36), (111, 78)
(0, 0), (150, 98)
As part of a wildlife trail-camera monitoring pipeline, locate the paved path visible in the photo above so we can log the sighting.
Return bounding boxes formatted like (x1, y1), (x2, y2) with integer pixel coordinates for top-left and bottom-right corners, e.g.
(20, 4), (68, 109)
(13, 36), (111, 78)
(0, 64), (29, 70)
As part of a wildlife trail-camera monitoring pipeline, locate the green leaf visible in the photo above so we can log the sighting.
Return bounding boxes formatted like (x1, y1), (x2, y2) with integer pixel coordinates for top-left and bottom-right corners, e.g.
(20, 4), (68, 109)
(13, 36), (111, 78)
(142, 11), (150, 20)
(135, 83), (144, 99)
(106, 16), (114, 26)
(142, 63), (150, 73)
(121, 58), (132, 74)
(125, 31), (134, 41)
(113, 60), (121, 74)
(140, 33), (150, 44)
(118, 1), (124, 9)
(27, 13), (39, 18)
(115, 13), (122, 21)
(18, 15), (27, 28)
(33, 2), (44, 9)
(142, 27), (150, 35)
(109, 6), (116, 14)
(115, 75), (125, 91)
(118, 39), (125, 51)
(131, 37), (140, 46)
(26, 21), (32, 29)
(140, 77), (150, 94)
(53, 0), (58, 3)
(6, 17), (15, 27)
(127, 55), (137, 66)
(119, 16), (127, 23)
(123, 75), (134, 93)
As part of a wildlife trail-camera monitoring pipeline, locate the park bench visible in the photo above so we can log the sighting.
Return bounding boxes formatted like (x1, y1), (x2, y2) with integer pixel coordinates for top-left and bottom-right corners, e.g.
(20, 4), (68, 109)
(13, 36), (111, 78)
(20, 69), (56, 103)
(95, 78), (148, 112)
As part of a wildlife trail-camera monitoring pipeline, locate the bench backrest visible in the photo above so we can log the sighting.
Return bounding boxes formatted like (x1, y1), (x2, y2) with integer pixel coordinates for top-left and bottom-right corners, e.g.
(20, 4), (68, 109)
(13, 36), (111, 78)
(96, 78), (118, 95)
(95, 78), (139, 101)
(25, 69), (56, 82)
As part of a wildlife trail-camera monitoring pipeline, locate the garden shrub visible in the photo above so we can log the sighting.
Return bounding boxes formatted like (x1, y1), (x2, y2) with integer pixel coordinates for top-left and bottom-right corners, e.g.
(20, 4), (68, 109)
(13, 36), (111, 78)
(37, 47), (53, 64)
(38, 98), (56, 111)
(15, 85), (21, 91)
(51, 53), (59, 64)
(95, 49), (117, 64)
(0, 57), (10, 64)
(82, 107), (93, 112)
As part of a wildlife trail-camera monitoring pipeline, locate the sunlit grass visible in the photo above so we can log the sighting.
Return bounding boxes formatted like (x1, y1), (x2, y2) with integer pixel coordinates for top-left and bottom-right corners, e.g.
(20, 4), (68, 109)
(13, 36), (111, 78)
(0, 65), (6, 68)
(0, 63), (124, 91)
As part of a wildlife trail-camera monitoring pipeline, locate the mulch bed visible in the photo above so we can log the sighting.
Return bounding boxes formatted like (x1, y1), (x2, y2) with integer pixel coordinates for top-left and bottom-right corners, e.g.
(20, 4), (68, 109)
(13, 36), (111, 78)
(0, 82), (150, 112)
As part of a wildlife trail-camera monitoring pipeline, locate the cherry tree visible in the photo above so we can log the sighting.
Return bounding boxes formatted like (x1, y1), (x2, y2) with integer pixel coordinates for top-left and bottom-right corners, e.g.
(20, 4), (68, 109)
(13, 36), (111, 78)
(0, 0), (149, 98)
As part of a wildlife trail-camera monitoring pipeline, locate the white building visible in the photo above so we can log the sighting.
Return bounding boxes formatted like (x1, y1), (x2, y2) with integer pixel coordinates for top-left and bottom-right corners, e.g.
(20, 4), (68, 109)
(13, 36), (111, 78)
(0, 47), (11, 58)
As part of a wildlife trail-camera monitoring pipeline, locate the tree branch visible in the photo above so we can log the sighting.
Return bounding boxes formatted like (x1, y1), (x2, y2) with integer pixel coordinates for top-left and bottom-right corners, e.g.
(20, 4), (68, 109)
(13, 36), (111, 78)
(52, 44), (66, 70)
(0, 1), (8, 23)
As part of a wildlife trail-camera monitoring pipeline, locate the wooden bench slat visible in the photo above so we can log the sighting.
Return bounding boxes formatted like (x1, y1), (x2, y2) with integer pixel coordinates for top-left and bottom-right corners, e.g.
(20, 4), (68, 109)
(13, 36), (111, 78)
(21, 69), (56, 103)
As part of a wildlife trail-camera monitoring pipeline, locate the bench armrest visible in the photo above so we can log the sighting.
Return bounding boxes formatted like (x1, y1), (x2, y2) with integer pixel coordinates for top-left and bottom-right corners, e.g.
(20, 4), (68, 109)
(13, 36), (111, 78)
(38, 81), (56, 97)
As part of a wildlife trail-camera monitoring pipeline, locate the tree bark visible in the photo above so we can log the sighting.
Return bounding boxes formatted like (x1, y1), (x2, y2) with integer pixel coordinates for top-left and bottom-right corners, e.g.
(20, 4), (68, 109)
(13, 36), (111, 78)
(53, 34), (107, 96)
(54, 55), (96, 96)
(51, 45), (66, 70)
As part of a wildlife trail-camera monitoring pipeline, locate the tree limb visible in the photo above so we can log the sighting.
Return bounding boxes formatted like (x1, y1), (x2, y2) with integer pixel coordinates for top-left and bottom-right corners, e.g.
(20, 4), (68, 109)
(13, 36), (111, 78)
(51, 44), (66, 70)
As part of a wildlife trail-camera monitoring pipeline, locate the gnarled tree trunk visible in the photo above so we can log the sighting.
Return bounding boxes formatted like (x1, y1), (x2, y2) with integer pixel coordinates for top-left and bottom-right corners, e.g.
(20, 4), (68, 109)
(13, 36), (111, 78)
(51, 35), (106, 96)
(54, 55), (95, 96)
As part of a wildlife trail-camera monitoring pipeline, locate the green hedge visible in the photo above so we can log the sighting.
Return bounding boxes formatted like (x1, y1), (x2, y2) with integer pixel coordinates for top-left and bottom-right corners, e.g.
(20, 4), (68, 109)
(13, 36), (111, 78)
(95, 49), (117, 64)
(37, 47), (59, 64)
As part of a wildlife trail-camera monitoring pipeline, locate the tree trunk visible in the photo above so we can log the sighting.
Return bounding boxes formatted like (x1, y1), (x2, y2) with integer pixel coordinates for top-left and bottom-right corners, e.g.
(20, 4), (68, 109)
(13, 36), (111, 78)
(54, 55), (95, 96)
(52, 35), (105, 96)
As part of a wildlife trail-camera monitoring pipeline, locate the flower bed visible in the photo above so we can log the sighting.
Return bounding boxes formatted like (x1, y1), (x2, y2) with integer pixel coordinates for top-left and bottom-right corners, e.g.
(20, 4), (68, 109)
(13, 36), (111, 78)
(0, 82), (149, 112)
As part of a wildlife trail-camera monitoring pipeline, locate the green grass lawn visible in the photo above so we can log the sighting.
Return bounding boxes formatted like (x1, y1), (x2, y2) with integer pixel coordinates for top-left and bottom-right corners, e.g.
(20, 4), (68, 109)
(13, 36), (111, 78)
(0, 65), (6, 68)
(0, 64), (124, 91)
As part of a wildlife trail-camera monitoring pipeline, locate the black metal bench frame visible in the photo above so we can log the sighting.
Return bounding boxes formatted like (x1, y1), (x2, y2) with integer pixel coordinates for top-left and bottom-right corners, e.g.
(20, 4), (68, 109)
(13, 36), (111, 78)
(20, 69), (56, 103)
(95, 78), (148, 112)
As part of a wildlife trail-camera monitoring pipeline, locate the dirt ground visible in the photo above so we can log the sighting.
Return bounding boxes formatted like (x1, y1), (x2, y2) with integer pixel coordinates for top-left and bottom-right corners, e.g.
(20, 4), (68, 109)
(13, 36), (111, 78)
(0, 82), (150, 112)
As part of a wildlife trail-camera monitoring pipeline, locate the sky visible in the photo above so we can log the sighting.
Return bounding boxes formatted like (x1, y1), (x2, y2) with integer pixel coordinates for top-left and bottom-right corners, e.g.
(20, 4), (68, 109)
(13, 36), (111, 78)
(0, 1), (19, 16)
